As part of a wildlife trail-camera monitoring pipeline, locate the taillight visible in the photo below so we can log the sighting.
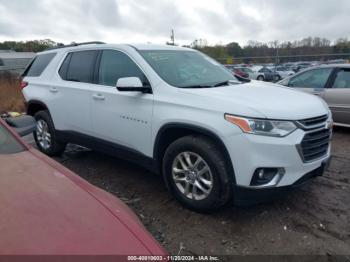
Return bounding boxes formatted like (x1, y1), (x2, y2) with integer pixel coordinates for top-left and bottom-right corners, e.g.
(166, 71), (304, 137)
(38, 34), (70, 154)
(20, 81), (28, 89)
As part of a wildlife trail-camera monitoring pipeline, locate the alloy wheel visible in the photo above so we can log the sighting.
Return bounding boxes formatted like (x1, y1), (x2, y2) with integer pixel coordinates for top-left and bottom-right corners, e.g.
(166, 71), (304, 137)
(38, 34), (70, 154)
(36, 119), (52, 150)
(172, 152), (213, 201)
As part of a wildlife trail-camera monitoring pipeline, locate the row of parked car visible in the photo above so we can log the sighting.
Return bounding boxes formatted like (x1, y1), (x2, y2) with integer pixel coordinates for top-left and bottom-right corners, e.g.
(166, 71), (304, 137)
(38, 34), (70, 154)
(225, 64), (295, 82)
(225, 59), (350, 83)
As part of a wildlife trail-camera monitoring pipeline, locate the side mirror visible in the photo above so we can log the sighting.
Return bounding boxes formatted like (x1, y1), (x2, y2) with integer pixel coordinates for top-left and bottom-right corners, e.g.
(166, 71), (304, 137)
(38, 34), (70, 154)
(5, 115), (36, 137)
(116, 77), (151, 93)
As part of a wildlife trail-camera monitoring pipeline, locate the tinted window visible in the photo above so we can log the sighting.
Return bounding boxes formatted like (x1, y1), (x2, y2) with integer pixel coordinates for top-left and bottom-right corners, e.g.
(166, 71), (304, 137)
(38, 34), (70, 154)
(0, 124), (24, 154)
(58, 53), (72, 79)
(24, 53), (56, 77)
(0, 58), (4, 66)
(98, 50), (148, 87)
(289, 68), (332, 89)
(332, 69), (350, 89)
(64, 50), (97, 83)
(139, 50), (237, 88)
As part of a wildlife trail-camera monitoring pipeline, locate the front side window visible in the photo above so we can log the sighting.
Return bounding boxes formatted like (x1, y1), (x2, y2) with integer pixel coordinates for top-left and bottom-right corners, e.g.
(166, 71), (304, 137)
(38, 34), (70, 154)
(289, 68), (333, 89)
(98, 50), (148, 87)
(0, 123), (24, 154)
(332, 69), (350, 89)
(139, 50), (237, 88)
(60, 50), (97, 83)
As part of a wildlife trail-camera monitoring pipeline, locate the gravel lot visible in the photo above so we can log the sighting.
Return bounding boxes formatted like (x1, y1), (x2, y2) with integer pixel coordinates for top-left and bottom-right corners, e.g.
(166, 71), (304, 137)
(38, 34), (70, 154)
(26, 127), (350, 256)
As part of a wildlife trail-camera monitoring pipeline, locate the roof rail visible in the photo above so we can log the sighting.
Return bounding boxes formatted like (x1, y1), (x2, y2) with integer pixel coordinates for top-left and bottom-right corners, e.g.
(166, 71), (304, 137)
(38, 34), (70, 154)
(46, 41), (106, 51)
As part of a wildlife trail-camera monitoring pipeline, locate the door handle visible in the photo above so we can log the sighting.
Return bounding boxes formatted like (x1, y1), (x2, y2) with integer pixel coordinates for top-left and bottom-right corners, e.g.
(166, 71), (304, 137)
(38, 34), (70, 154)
(49, 87), (58, 93)
(92, 93), (105, 101)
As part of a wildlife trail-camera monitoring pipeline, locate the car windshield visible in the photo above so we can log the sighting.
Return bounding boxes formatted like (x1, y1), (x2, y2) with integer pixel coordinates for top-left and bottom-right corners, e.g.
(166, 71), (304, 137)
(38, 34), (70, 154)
(0, 123), (25, 154)
(139, 50), (240, 88)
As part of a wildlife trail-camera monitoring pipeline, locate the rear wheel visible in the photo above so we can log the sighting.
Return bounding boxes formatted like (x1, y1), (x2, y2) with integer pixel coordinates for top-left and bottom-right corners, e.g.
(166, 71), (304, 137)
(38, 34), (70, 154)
(33, 110), (66, 156)
(162, 135), (232, 212)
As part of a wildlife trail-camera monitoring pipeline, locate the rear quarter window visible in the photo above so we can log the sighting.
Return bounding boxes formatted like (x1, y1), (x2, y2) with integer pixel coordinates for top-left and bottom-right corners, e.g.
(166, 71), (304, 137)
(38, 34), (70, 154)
(23, 53), (56, 77)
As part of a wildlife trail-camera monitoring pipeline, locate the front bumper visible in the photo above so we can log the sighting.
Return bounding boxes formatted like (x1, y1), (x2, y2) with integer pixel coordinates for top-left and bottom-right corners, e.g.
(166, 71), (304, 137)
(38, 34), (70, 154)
(232, 157), (330, 205)
(223, 127), (331, 188)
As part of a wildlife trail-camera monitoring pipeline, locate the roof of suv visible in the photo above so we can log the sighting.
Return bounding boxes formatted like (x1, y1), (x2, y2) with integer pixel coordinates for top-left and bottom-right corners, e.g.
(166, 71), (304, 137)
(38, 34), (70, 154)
(39, 43), (192, 54)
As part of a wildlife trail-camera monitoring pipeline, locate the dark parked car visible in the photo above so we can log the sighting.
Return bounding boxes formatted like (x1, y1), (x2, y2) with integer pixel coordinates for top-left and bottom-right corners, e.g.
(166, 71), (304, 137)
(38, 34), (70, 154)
(224, 65), (249, 78)
(278, 64), (350, 127)
(0, 116), (168, 256)
(292, 62), (313, 73)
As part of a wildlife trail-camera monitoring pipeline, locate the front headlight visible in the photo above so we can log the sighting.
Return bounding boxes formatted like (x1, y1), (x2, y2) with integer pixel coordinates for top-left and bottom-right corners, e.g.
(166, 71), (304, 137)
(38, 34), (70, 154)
(225, 114), (297, 137)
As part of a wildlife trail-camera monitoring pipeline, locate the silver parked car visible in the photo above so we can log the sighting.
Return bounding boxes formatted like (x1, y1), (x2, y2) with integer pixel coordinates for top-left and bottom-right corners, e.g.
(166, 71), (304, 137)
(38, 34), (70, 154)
(278, 64), (350, 127)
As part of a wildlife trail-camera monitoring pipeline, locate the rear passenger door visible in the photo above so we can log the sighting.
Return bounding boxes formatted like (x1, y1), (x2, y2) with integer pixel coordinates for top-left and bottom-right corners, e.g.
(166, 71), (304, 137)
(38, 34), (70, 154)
(52, 50), (98, 134)
(324, 68), (350, 125)
(90, 49), (153, 156)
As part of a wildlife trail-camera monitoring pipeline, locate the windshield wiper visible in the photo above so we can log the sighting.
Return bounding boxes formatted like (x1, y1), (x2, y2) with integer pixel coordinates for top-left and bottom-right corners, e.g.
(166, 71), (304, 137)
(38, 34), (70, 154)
(212, 81), (231, 87)
(179, 85), (212, 89)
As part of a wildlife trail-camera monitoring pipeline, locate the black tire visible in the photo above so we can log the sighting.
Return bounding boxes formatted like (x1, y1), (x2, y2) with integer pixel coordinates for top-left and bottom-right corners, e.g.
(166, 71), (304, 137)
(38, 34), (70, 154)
(162, 135), (233, 213)
(274, 75), (281, 82)
(257, 75), (264, 81)
(33, 110), (66, 156)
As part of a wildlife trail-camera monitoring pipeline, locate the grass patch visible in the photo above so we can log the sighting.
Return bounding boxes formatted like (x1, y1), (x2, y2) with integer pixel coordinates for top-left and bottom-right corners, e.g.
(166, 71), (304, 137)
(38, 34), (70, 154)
(0, 72), (25, 114)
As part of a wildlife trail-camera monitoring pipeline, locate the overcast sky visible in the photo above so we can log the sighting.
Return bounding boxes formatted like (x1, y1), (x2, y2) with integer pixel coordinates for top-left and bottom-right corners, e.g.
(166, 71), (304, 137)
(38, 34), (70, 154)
(0, 0), (349, 46)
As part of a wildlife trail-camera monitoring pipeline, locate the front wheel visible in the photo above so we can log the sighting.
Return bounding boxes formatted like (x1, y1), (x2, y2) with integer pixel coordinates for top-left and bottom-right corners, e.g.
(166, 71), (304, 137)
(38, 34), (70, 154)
(257, 75), (265, 81)
(162, 135), (233, 212)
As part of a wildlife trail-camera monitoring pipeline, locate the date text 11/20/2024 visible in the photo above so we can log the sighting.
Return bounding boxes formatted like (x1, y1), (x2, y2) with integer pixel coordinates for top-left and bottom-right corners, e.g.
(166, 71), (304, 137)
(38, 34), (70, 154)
(127, 255), (220, 261)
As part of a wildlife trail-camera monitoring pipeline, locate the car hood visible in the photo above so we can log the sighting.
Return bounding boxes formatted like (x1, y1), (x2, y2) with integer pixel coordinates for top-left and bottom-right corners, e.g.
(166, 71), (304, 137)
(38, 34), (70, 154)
(177, 81), (328, 120)
(0, 150), (165, 255)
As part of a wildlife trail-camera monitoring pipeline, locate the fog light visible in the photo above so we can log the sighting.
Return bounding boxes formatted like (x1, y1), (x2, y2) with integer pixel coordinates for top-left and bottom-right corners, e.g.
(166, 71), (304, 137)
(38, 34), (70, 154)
(250, 168), (284, 187)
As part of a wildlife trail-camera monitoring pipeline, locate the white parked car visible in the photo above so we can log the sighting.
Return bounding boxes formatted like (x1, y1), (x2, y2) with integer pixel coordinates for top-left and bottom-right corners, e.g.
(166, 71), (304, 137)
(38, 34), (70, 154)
(22, 42), (332, 212)
(268, 66), (295, 80)
(249, 66), (275, 81)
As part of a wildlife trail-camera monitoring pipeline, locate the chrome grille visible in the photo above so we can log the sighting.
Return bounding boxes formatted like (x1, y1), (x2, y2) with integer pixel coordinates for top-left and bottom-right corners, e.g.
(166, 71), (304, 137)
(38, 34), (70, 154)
(299, 128), (331, 162)
(297, 115), (328, 129)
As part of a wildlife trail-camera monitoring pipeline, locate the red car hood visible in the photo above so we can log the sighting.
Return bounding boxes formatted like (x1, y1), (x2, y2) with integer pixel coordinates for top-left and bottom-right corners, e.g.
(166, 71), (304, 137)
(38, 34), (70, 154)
(0, 148), (166, 255)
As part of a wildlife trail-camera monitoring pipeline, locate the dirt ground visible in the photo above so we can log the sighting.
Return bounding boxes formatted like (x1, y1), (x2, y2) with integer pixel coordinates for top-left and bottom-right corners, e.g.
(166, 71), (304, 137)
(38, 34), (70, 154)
(26, 127), (350, 256)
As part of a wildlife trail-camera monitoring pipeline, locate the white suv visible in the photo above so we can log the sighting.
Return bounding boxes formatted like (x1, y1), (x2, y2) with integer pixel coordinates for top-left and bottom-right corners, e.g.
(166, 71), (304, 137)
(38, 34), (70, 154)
(22, 42), (332, 212)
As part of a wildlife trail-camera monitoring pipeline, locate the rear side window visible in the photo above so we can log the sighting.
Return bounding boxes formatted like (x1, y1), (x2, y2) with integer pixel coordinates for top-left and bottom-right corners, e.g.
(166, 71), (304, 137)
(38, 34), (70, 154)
(23, 53), (56, 77)
(59, 50), (97, 83)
